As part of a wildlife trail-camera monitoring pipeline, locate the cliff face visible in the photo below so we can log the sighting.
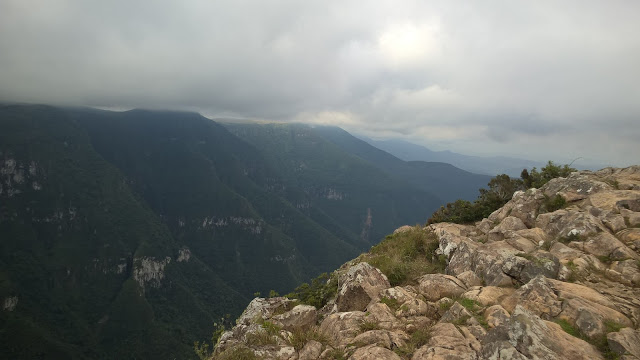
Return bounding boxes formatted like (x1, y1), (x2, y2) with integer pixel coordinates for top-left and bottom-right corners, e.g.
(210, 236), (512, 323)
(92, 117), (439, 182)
(214, 166), (640, 360)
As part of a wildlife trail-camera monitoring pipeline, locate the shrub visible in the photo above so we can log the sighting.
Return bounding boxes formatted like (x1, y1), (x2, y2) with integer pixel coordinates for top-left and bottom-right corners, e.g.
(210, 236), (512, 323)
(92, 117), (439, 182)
(364, 227), (444, 286)
(394, 328), (431, 357)
(542, 194), (567, 212)
(288, 328), (328, 351)
(359, 320), (380, 332)
(428, 161), (576, 225)
(379, 296), (400, 311)
(286, 272), (337, 308)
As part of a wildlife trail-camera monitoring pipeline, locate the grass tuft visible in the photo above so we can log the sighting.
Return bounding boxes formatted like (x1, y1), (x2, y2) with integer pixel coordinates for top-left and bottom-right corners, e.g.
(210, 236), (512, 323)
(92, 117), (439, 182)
(363, 227), (445, 286)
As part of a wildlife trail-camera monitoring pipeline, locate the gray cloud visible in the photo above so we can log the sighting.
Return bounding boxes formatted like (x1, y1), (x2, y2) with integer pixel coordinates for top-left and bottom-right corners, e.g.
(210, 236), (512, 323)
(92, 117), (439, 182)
(1, 0), (639, 166)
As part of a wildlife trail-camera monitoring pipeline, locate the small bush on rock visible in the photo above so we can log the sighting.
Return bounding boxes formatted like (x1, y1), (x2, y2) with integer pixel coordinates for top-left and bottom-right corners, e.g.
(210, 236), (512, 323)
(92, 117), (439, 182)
(363, 226), (444, 286)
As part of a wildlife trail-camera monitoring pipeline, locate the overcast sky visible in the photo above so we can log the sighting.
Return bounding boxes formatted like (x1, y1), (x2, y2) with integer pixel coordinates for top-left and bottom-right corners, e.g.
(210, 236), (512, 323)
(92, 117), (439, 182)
(1, 1), (639, 166)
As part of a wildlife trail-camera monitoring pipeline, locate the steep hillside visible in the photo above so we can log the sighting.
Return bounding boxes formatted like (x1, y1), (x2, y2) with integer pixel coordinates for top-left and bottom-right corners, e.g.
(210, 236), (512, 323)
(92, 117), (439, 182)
(214, 166), (640, 360)
(0, 105), (247, 359)
(224, 123), (444, 245)
(1, 104), (480, 359)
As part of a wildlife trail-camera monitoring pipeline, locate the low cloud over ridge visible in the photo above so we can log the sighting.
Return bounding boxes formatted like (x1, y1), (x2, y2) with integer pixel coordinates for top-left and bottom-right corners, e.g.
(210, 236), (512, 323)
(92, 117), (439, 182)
(1, 0), (639, 166)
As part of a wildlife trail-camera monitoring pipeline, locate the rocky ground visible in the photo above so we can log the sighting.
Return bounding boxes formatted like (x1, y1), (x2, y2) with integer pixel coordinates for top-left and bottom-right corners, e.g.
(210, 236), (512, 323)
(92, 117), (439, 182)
(213, 166), (640, 359)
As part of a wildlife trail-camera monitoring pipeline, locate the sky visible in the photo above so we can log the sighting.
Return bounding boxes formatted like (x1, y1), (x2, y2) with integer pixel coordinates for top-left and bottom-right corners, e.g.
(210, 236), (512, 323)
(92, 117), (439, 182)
(1, 1), (639, 167)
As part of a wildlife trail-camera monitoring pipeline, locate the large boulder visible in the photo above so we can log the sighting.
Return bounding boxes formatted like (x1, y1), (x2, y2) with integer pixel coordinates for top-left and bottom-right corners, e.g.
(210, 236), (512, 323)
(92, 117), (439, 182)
(299, 340), (323, 360)
(488, 216), (528, 242)
(607, 327), (640, 359)
(351, 329), (408, 350)
(319, 311), (366, 346)
(482, 305), (604, 360)
(501, 276), (563, 318)
(416, 274), (467, 302)
(542, 171), (612, 202)
(461, 286), (514, 306)
(271, 304), (317, 332)
(412, 322), (478, 360)
(573, 232), (639, 260)
(488, 188), (546, 228)
(502, 251), (561, 283)
(336, 262), (390, 312)
(349, 344), (403, 360)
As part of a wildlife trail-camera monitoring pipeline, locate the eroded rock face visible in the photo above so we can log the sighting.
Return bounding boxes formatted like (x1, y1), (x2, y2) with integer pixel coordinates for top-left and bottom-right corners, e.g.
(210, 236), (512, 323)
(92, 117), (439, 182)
(607, 327), (640, 359)
(214, 167), (640, 360)
(350, 344), (403, 360)
(416, 274), (467, 302)
(272, 305), (317, 332)
(412, 323), (478, 360)
(336, 262), (390, 312)
(319, 311), (366, 346)
(482, 306), (604, 360)
(132, 256), (171, 289)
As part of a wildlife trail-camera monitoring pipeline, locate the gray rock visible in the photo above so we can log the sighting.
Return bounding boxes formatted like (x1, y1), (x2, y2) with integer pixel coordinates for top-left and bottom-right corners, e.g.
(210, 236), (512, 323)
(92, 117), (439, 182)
(336, 262), (390, 312)
(482, 305), (604, 360)
(416, 274), (467, 302)
(272, 304), (317, 332)
(607, 327), (640, 359)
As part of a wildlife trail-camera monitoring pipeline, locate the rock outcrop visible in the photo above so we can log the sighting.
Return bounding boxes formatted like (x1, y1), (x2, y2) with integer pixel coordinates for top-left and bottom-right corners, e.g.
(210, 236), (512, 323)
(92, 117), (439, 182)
(212, 166), (640, 360)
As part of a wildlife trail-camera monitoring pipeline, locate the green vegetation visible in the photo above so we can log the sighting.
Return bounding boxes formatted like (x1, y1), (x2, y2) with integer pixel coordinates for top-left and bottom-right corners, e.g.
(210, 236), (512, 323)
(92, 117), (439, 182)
(556, 319), (581, 337)
(286, 272), (338, 308)
(565, 260), (581, 282)
(603, 320), (624, 333)
(555, 318), (626, 360)
(359, 320), (381, 332)
(543, 194), (567, 212)
(360, 227), (444, 286)
(215, 346), (258, 360)
(325, 347), (349, 360)
(394, 328), (431, 358)
(379, 296), (400, 311)
(288, 328), (329, 351)
(428, 161), (576, 225)
(245, 319), (282, 347)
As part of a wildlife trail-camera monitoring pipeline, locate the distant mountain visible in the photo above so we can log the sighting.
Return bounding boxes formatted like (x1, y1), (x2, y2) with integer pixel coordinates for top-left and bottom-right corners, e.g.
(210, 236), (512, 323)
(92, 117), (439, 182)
(222, 122), (444, 246)
(307, 126), (492, 203)
(361, 138), (543, 177)
(1, 105), (490, 358)
(0, 105), (247, 359)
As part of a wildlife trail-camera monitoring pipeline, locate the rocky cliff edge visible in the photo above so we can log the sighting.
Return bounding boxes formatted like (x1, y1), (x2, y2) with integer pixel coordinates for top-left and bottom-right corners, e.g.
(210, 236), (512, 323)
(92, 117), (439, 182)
(212, 166), (640, 360)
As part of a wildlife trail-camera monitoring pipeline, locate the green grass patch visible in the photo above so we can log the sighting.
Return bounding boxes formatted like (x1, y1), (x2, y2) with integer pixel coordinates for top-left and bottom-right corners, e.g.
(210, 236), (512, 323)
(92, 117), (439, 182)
(325, 348), (349, 360)
(555, 318), (625, 360)
(603, 320), (624, 333)
(288, 328), (328, 351)
(394, 328), (431, 358)
(458, 298), (480, 311)
(379, 296), (400, 311)
(363, 227), (445, 286)
(541, 194), (567, 213)
(286, 272), (338, 308)
(359, 320), (380, 332)
(556, 319), (581, 337)
(245, 318), (282, 346)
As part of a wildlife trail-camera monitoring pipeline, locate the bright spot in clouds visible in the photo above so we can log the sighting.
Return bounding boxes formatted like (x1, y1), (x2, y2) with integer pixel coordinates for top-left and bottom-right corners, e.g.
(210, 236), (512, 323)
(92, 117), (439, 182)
(378, 22), (442, 68)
